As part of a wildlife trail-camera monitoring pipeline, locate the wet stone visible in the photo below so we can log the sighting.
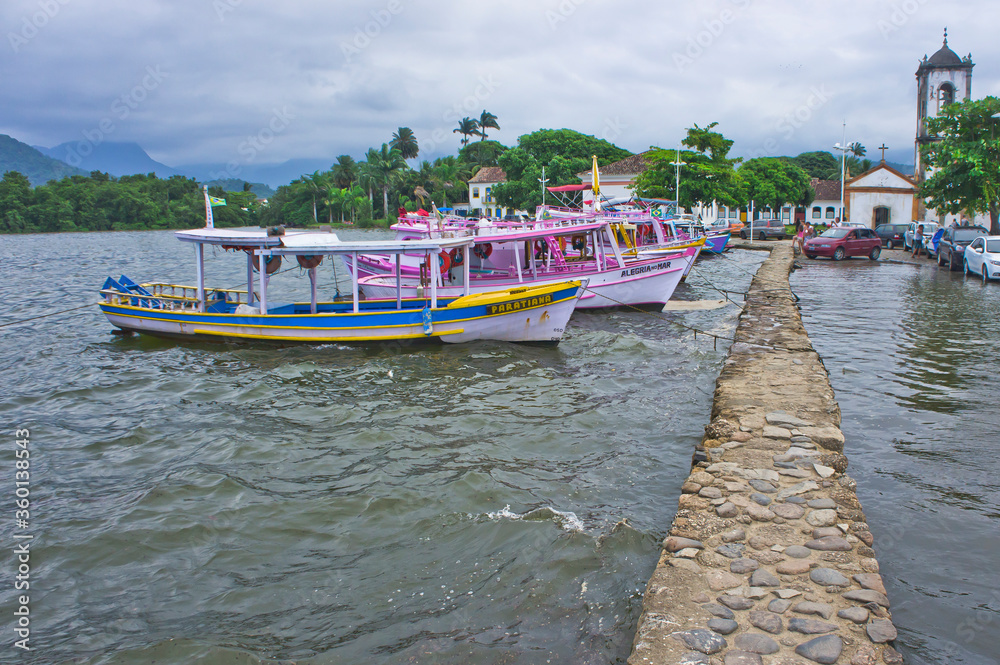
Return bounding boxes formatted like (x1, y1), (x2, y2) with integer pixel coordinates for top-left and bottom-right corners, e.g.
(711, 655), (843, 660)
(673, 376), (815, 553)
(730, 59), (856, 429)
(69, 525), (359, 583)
(716, 543), (745, 559)
(746, 504), (776, 522)
(788, 617), (838, 634)
(837, 606), (869, 623)
(853, 573), (887, 595)
(793, 602), (834, 619)
(718, 594), (756, 611)
(751, 493), (773, 506)
(708, 618), (739, 635)
(842, 589), (890, 607)
(882, 646), (904, 664)
(866, 618), (898, 643)
(806, 536), (851, 551)
(716, 502), (739, 518)
(721, 527), (746, 543)
(809, 568), (850, 586)
(748, 609), (783, 634)
(730, 558), (760, 574)
(672, 628), (727, 655)
(749, 568), (780, 587)
(784, 545), (812, 558)
(807, 498), (837, 509)
(699, 486), (724, 499)
(724, 652), (763, 665)
(806, 509), (839, 527)
(768, 598), (792, 613)
(733, 633), (780, 655)
(703, 603), (735, 619)
(794, 634), (843, 664)
(776, 559), (812, 575)
(749, 479), (777, 493)
(771, 503), (806, 520)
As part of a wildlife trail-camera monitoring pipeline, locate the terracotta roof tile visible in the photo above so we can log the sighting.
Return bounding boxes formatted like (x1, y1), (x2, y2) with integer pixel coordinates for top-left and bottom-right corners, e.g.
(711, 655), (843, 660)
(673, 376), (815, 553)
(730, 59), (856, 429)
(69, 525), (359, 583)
(810, 179), (842, 201)
(590, 151), (649, 176)
(468, 166), (507, 184)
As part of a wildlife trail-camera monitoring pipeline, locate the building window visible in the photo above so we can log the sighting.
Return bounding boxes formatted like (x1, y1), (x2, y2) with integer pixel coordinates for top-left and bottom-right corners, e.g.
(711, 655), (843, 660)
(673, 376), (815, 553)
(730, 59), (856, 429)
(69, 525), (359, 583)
(484, 187), (492, 203)
(729, 208), (737, 218)
(940, 82), (955, 107)
(472, 187), (479, 198)
(812, 207), (821, 219)
(825, 206), (835, 219)
(782, 207), (791, 220)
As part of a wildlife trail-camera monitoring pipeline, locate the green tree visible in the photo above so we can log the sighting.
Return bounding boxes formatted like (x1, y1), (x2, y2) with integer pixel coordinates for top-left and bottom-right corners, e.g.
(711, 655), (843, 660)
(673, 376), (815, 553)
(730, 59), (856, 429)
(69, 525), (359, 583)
(921, 96), (1000, 234)
(453, 117), (479, 148)
(632, 123), (742, 209)
(786, 151), (840, 180)
(390, 127), (419, 160)
(331, 154), (357, 189)
(737, 157), (813, 216)
(478, 110), (499, 141)
(366, 143), (407, 219)
(516, 128), (631, 165)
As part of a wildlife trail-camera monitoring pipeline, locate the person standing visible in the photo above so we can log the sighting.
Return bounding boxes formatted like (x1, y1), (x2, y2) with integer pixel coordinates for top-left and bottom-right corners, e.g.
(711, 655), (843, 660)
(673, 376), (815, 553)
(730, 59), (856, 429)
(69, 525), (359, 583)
(911, 224), (925, 258)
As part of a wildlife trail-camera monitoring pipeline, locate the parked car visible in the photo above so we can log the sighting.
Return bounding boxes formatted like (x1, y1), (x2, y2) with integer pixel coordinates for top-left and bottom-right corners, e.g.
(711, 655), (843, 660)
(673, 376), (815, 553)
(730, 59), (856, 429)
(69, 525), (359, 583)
(936, 224), (990, 271)
(740, 218), (788, 240)
(963, 236), (1000, 283)
(874, 223), (909, 249)
(803, 227), (882, 261)
(904, 221), (940, 254)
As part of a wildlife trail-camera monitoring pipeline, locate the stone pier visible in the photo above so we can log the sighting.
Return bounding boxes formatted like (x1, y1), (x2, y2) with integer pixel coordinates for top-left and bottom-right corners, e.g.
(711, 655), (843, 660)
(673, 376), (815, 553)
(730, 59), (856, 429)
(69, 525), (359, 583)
(628, 242), (902, 665)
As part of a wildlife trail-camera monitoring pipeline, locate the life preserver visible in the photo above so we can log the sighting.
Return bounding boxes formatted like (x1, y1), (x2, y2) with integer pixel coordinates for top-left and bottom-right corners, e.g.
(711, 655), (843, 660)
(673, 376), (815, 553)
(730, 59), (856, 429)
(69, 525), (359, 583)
(437, 251), (451, 274)
(558, 236), (566, 252)
(296, 255), (322, 270)
(449, 248), (465, 266)
(534, 240), (547, 259)
(571, 235), (587, 252)
(473, 243), (493, 259)
(249, 253), (282, 274)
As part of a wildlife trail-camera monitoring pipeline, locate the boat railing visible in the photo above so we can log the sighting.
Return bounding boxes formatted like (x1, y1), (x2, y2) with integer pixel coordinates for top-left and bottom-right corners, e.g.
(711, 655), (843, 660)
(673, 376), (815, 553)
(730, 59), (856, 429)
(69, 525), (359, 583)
(100, 282), (248, 310)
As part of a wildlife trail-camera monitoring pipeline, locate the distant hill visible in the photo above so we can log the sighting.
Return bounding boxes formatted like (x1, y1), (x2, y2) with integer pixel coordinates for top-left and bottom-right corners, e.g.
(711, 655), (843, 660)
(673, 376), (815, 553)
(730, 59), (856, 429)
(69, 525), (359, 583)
(203, 178), (275, 199)
(0, 134), (87, 185)
(36, 141), (177, 178)
(886, 161), (914, 176)
(175, 158), (333, 189)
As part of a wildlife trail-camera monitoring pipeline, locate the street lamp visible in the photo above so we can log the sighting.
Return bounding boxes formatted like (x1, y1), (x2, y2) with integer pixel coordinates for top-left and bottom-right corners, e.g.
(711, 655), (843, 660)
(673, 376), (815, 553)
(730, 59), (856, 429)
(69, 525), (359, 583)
(832, 139), (851, 226)
(671, 146), (685, 216)
(537, 166), (549, 207)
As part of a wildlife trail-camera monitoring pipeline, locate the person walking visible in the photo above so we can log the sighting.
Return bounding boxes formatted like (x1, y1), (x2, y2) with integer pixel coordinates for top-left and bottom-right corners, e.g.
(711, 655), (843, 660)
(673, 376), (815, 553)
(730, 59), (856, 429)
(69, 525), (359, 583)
(792, 221), (805, 255)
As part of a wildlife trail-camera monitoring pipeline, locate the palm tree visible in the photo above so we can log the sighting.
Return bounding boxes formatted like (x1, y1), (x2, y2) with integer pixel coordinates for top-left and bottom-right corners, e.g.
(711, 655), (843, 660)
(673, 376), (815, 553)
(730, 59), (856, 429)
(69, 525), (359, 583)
(848, 142), (866, 158)
(331, 155), (357, 189)
(413, 186), (430, 208)
(300, 171), (327, 223)
(478, 110), (499, 141)
(323, 185), (346, 224)
(453, 117), (479, 148)
(390, 127), (419, 160)
(368, 143), (407, 218)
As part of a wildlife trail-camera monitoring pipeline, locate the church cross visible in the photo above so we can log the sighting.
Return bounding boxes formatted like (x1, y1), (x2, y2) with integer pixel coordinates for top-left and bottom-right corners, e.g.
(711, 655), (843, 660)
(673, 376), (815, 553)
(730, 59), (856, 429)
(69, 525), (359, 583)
(879, 144), (889, 161)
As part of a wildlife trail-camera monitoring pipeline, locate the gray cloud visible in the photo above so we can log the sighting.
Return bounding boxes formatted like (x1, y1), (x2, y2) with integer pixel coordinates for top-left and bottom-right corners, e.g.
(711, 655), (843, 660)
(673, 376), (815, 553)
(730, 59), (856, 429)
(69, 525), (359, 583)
(3, 0), (997, 169)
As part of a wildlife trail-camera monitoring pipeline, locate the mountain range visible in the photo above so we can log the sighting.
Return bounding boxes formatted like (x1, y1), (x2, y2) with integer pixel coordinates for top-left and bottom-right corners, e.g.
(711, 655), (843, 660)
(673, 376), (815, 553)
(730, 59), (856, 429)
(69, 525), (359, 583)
(4, 134), (330, 189)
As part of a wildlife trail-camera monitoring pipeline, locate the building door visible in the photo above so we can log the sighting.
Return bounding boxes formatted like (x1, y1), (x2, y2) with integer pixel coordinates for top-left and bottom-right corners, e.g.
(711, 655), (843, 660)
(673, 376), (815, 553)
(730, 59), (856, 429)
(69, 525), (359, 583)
(874, 206), (890, 228)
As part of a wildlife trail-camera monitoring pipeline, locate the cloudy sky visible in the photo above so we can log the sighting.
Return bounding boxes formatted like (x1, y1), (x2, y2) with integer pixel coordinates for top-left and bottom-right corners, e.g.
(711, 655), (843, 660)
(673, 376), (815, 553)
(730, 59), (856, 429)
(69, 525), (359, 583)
(3, 0), (998, 170)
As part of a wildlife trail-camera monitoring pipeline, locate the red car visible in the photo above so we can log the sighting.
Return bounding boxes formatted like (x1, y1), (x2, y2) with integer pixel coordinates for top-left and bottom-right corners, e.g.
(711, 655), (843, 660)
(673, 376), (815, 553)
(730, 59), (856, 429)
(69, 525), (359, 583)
(804, 227), (882, 261)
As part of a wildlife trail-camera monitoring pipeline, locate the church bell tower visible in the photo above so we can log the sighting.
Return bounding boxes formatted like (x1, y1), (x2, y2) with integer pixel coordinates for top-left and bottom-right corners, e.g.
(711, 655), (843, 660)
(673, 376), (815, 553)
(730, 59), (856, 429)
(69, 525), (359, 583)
(915, 29), (974, 181)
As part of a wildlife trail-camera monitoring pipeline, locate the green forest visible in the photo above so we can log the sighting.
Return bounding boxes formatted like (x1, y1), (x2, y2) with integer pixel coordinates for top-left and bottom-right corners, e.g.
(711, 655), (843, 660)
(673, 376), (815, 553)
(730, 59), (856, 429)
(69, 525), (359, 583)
(3, 104), (944, 235)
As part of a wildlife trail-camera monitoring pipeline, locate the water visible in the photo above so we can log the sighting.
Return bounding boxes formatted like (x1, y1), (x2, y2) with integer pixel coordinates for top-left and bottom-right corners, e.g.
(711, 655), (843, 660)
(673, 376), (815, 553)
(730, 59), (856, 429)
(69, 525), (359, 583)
(0, 230), (763, 664)
(791, 256), (1000, 665)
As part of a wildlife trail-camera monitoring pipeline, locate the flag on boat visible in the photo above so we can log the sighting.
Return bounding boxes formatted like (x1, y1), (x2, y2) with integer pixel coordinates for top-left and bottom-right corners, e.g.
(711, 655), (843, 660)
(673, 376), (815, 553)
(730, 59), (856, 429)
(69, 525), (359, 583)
(209, 196), (227, 207)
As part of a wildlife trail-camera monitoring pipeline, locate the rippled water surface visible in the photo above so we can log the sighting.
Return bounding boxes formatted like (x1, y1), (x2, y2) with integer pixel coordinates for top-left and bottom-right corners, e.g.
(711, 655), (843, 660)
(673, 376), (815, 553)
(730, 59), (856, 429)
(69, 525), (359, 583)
(0, 230), (764, 664)
(791, 255), (1000, 665)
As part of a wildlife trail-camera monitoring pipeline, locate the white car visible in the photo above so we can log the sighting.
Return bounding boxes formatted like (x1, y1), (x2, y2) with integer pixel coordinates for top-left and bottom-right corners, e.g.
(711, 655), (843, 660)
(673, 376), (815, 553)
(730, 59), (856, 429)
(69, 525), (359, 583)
(964, 235), (1000, 283)
(836, 220), (867, 228)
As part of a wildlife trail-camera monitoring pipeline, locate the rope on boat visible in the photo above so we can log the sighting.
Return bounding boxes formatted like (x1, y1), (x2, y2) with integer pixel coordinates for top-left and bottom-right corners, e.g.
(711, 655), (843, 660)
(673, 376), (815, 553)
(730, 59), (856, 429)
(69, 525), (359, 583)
(0, 303), (95, 329)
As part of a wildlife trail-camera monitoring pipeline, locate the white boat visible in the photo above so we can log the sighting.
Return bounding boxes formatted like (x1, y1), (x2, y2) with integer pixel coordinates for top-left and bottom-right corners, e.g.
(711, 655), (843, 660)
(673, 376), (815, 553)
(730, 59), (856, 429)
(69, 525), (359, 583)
(98, 227), (586, 345)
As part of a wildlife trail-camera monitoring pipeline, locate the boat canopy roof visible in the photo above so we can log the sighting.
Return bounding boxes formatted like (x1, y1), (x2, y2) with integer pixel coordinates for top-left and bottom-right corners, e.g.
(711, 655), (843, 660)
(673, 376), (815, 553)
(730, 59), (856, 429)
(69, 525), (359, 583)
(175, 228), (473, 254)
(546, 183), (592, 192)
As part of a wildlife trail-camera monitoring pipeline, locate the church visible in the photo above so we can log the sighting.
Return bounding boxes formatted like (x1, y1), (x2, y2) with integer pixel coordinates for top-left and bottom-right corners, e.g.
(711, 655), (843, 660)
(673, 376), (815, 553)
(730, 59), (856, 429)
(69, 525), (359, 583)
(845, 30), (983, 229)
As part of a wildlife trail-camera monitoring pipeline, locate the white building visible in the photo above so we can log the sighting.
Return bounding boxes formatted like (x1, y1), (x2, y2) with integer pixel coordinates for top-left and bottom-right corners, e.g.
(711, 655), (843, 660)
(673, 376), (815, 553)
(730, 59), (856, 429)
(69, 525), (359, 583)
(577, 151), (655, 201)
(845, 163), (918, 228)
(467, 167), (510, 218)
